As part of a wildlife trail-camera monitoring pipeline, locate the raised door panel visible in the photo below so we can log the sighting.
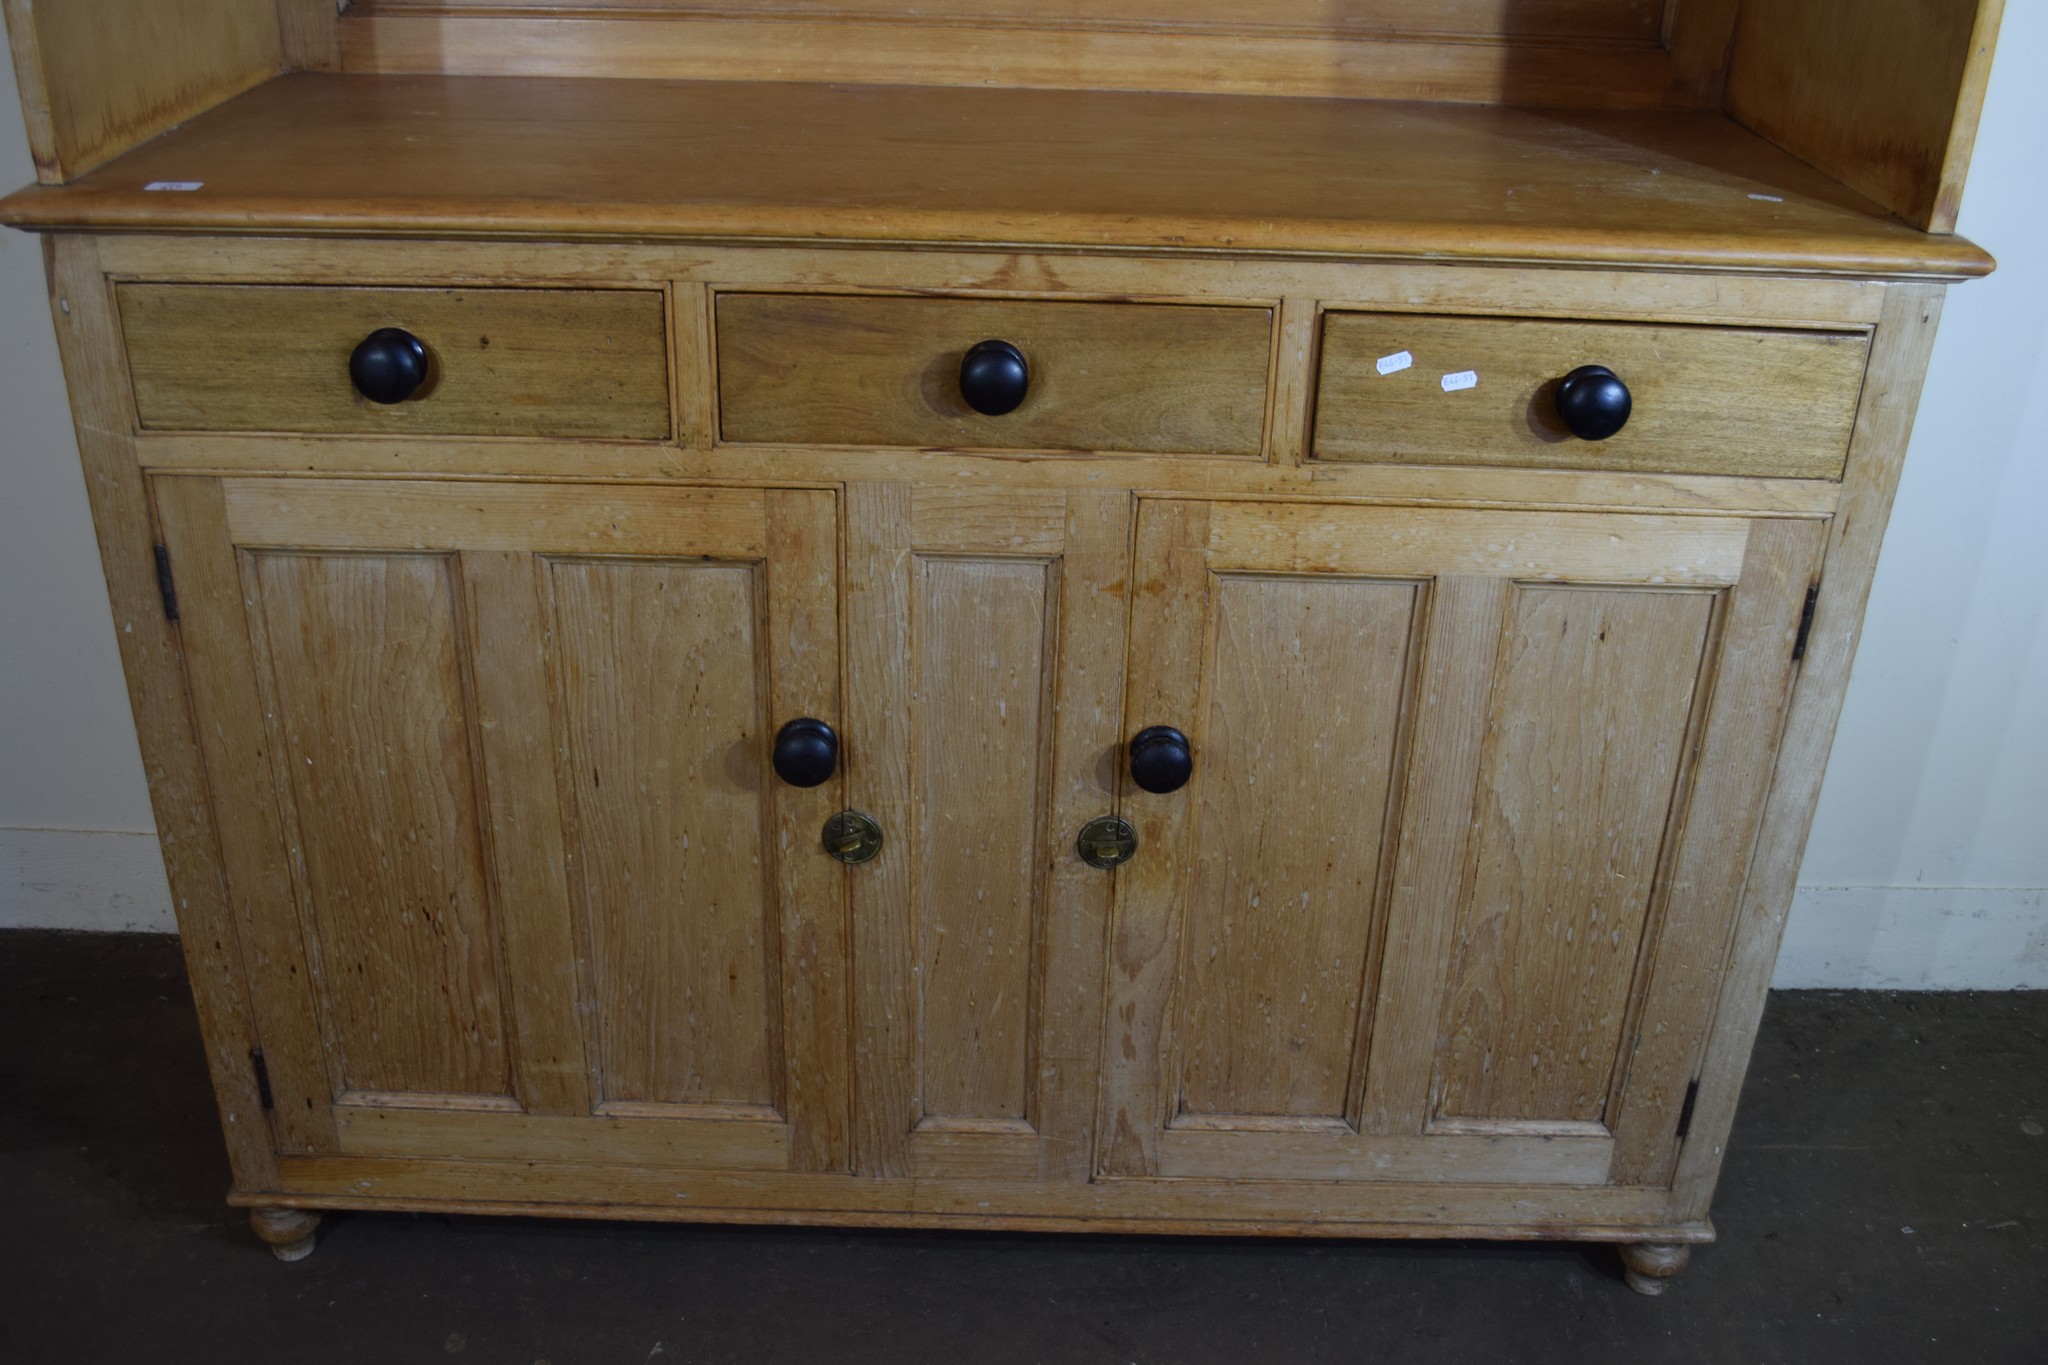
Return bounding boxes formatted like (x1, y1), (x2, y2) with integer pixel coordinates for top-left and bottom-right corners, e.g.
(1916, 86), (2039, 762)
(154, 476), (847, 1171)
(1102, 500), (1824, 1188)
(847, 485), (1130, 1181)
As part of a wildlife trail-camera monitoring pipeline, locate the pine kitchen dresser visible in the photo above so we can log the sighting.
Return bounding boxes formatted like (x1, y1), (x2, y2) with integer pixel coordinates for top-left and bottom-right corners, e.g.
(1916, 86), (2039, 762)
(0, 0), (2004, 1294)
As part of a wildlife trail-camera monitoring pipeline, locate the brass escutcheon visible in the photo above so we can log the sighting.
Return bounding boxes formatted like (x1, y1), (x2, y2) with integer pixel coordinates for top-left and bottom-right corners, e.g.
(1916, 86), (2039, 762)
(1076, 815), (1137, 870)
(822, 809), (885, 865)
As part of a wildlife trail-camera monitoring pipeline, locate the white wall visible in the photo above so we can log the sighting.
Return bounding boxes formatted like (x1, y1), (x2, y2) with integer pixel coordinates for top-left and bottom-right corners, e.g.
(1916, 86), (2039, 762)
(1, 21), (2043, 982)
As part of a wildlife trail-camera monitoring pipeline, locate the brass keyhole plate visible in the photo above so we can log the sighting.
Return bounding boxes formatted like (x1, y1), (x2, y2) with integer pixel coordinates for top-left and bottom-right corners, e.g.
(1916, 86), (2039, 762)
(822, 809), (885, 865)
(1076, 815), (1137, 870)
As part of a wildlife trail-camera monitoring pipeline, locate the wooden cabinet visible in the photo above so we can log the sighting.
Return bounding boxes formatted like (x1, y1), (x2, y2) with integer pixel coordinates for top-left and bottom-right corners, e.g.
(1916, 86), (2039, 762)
(152, 475), (850, 1173)
(0, 0), (2002, 1298)
(1103, 500), (1823, 1189)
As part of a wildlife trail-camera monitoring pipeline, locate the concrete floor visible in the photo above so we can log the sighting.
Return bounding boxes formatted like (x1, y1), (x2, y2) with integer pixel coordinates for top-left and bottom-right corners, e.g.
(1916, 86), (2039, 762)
(1, 931), (2042, 1364)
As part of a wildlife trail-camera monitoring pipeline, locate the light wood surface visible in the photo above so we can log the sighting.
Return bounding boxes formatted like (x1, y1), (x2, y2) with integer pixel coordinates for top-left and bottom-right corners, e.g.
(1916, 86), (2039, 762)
(1, 0), (280, 183)
(1671, 284), (1952, 1219)
(37, 237), (283, 1190)
(119, 284), (671, 439)
(717, 293), (1272, 456)
(1314, 314), (1872, 479)
(847, 485), (1129, 1183)
(1103, 498), (1819, 1185)
(255, 1153), (1706, 1237)
(0, 76), (1994, 278)
(1434, 585), (1713, 1126)
(333, 4), (1694, 109)
(1726, 0), (2006, 233)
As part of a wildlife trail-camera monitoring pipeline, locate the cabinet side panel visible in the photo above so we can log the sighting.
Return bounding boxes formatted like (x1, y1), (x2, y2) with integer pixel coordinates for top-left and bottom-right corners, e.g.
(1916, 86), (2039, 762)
(1175, 575), (1418, 1122)
(1435, 585), (1713, 1126)
(40, 238), (281, 1188)
(3, 0), (282, 183)
(548, 559), (780, 1110)
(913, 556), (1056, 1124)
(1725, 0), (2004, 232)
(252, 550), (512, 1098)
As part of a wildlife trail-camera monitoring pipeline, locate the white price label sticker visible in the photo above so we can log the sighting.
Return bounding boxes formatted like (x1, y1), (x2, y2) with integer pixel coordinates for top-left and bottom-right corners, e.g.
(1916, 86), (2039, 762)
(1441, 371), (1479, 393)
(144, 181), (204, 192)
(1375, 350), (1414, 376)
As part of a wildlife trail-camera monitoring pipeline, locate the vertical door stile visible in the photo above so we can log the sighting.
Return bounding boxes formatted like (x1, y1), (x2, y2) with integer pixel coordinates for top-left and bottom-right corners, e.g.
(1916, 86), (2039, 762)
(765, 487), (852, 1172)
(461, 548), (592, 1118)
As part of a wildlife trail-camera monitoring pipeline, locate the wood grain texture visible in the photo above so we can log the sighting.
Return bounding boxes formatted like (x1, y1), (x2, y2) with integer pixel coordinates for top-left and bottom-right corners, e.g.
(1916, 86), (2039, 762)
(333, 5), (1696, 108)
(1, 0), (280, 183)
(912, 557), (1054, 1122)
(1314, 314), (1872, 479)
(118, 284), (670, 439)
(362, 0), (1669, 41)
(1433, 585), (1714, 1125)
(39, 238), (282, 1190)
(334, 1102), (789, 1170)
(1173, 576), (1418, 1122)
(1726, 0), (2006, 233)
(89, 236), (1891, 330)
(276, 0), (342, 70)
(717, 293), (1271, 456)
(1358, 576), (1511, 1137)
(760, 489), (850, 1172)
(0, 76), (1994, 278)
(261, 1153), (1701, 1237)
(549, 558), (778, 1109)
(845, 483), (918, 1178)
(459, 551), (593, 1117)
(151, 475), (342, 1153)
(1670, 283), (1951, 1218)
(248, 549), (513, 1098)
(851, 486), (1129, 1182)
(1607, 517), (1825, 1183)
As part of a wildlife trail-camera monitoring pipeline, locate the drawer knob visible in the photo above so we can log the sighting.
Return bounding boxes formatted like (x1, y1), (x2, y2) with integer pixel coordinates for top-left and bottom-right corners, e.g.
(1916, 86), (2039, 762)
(1556, 365), (1633, 441)
(772, 718), (839, 788)
(1130, 725), (1193, 795)
(349, 327), (430, 405)
(959, 339), (1030, 416)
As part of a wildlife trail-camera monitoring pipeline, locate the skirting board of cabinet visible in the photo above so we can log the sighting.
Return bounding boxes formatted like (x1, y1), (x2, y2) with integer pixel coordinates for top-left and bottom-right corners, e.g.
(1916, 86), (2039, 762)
(229, 1173), (1714, 1245)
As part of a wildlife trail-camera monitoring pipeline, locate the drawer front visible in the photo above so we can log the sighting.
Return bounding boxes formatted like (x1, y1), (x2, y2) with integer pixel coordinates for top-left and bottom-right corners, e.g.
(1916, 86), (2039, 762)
(1314, 314), (1871, 479)
(716, 293), (1273, 456)
(119, 285), (671, 440)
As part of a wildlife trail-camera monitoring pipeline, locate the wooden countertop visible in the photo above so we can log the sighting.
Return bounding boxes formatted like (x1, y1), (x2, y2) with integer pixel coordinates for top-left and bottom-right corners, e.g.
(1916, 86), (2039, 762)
(0, 74), (1995, 278)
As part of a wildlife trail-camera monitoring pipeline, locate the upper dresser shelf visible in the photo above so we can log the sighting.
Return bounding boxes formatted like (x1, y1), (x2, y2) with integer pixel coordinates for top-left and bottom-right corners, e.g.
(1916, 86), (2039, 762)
(0, 0), (2005, 277)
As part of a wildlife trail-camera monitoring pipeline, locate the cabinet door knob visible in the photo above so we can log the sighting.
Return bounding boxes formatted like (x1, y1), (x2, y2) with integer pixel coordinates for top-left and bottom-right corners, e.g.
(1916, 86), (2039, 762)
(959, 339), (1029, 416)
(349, 327), (430, 405)
(1555, 365), (1632, 441)
(1129, 725), (1193, 795)
(772, 718), (838, 788)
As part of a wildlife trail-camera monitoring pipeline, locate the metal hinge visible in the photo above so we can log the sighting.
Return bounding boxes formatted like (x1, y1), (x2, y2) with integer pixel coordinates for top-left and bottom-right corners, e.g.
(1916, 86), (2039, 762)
(152, 543), (180, 623)
(1791, 582), (1821, 662)
(1675, 1079), (1701, 1139)
(250, 1047), (275, 1111)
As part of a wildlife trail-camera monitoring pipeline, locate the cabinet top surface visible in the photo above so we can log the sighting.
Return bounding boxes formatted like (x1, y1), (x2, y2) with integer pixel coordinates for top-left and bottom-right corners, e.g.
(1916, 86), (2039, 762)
(0, 74), (1993, 279)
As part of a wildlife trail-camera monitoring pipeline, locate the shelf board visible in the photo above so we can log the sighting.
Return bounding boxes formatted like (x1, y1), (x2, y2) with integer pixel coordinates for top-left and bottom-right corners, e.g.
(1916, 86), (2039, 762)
(0, 74), (1994, 278)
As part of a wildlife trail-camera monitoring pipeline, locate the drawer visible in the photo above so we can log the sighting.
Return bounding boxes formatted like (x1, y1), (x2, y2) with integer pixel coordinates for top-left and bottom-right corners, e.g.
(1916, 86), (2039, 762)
(1313, 314), (1871, 479)
(716, 293), (1273, 456)
(118, 285), (671, 440)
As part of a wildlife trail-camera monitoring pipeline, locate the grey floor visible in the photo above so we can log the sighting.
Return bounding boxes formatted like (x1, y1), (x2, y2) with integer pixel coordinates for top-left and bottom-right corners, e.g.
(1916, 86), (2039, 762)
(1, 930), (2042, 1364)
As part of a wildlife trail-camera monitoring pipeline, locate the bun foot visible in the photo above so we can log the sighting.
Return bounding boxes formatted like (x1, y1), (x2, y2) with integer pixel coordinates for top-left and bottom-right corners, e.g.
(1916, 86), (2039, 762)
(1619, 1242), (1691, 1296)
(250, 1207), (322, 1262)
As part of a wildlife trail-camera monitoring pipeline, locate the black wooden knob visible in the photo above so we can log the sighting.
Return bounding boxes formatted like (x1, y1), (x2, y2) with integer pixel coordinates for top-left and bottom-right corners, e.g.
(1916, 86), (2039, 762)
(1555, 365), (1632, 441)
(1129, 726), (1192, 795)
(349, 328), (430, 405)
(959, 339), (1029, 416)
(772, 718), (838, 788)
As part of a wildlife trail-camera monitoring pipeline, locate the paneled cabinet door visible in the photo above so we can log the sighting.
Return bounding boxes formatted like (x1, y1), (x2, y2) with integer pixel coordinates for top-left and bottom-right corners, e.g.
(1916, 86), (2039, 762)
(844, 486), (1130, 1181)
(153, 476), (850, 1173)
(1100, 499), (1825, 1189)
